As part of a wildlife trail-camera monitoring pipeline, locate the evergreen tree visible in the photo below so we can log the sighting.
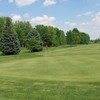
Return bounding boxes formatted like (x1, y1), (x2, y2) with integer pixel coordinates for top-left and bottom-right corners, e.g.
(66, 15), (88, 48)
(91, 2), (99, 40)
(0, 17), (6, 50)
(0, 17), (20, 55)
(26, 29), (43, 52)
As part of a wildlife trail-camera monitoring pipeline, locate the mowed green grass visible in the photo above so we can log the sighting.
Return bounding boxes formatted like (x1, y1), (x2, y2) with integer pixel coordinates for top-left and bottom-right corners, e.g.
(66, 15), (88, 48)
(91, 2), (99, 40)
(0, 44), (100, 100)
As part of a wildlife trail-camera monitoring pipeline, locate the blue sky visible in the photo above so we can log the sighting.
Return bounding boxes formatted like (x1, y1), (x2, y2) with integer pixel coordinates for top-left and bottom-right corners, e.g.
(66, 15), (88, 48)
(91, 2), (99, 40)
(0, 0), (100, 39)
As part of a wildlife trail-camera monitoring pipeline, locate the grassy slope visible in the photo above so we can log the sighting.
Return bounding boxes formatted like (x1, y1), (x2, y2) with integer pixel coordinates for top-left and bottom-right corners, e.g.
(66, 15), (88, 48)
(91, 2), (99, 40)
(0, 44), (100, 100)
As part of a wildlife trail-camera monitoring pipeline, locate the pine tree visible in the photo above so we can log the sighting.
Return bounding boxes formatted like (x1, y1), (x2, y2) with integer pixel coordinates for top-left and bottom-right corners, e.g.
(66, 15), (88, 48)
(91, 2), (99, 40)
(26, 29), (43, 52)
(0, 17), (6, 51)
(0, 17), (20, 55)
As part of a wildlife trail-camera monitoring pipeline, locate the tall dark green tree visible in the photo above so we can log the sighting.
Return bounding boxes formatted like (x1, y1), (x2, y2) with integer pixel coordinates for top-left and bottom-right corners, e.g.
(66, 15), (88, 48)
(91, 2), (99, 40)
(0, 17), (20, 55)
(66, 30), (72, 45)
(55, 28), (66, 45)
(66, 29), (80, 45)
(26, 29), (43, 52)
(35, 25), (51, 46)
(80, 32), (90, 44)
(47, 26), (58, 46)
(0, 17), (6, 50)
(0, 17), (6, 36)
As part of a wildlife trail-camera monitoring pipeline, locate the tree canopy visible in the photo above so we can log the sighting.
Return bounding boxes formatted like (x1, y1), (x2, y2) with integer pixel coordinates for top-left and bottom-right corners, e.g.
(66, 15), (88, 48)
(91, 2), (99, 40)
(14, 21), (33, 47)
(66, 28), (90, 45)
(35, 25), (66, 47)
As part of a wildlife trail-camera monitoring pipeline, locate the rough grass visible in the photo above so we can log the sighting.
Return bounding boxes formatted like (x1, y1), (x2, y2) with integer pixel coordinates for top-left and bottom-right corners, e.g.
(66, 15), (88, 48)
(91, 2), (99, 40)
(0, 44), (100, 100)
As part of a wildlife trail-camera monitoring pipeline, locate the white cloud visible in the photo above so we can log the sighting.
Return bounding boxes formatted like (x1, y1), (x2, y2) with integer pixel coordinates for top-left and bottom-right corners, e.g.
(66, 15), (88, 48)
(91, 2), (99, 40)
(14, 0), (36, 7)
(12, 14), (22, 22)
(80, 22), (90, 26)
(92, 12), (100, 25)
(43, 0), (56, 6)
(84, 12), (92, 16)
(7, 0), (57, 7)
(64, 21), (90, 32)
(65, 21), (77, 27)
(77, 11), (93, 17)
(64, 15), (100, 39)
(30, 15), (55, 26)
(64, 11), (100, 39)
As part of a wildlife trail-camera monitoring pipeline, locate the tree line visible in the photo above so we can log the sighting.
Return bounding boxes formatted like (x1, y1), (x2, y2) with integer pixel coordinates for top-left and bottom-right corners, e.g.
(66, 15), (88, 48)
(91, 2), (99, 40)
(66, 28), (90, 45)
(93, 38), (100, 43)
(0, 17), (91, 55)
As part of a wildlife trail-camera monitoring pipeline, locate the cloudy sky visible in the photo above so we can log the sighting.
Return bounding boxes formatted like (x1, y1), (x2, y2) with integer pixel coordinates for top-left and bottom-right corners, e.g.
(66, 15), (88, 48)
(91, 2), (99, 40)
(0, 0), (100, 39)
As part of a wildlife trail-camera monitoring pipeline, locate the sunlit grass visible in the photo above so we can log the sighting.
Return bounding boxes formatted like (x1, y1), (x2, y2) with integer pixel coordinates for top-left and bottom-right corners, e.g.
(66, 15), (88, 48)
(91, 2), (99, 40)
(0, 44), (100, 100)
